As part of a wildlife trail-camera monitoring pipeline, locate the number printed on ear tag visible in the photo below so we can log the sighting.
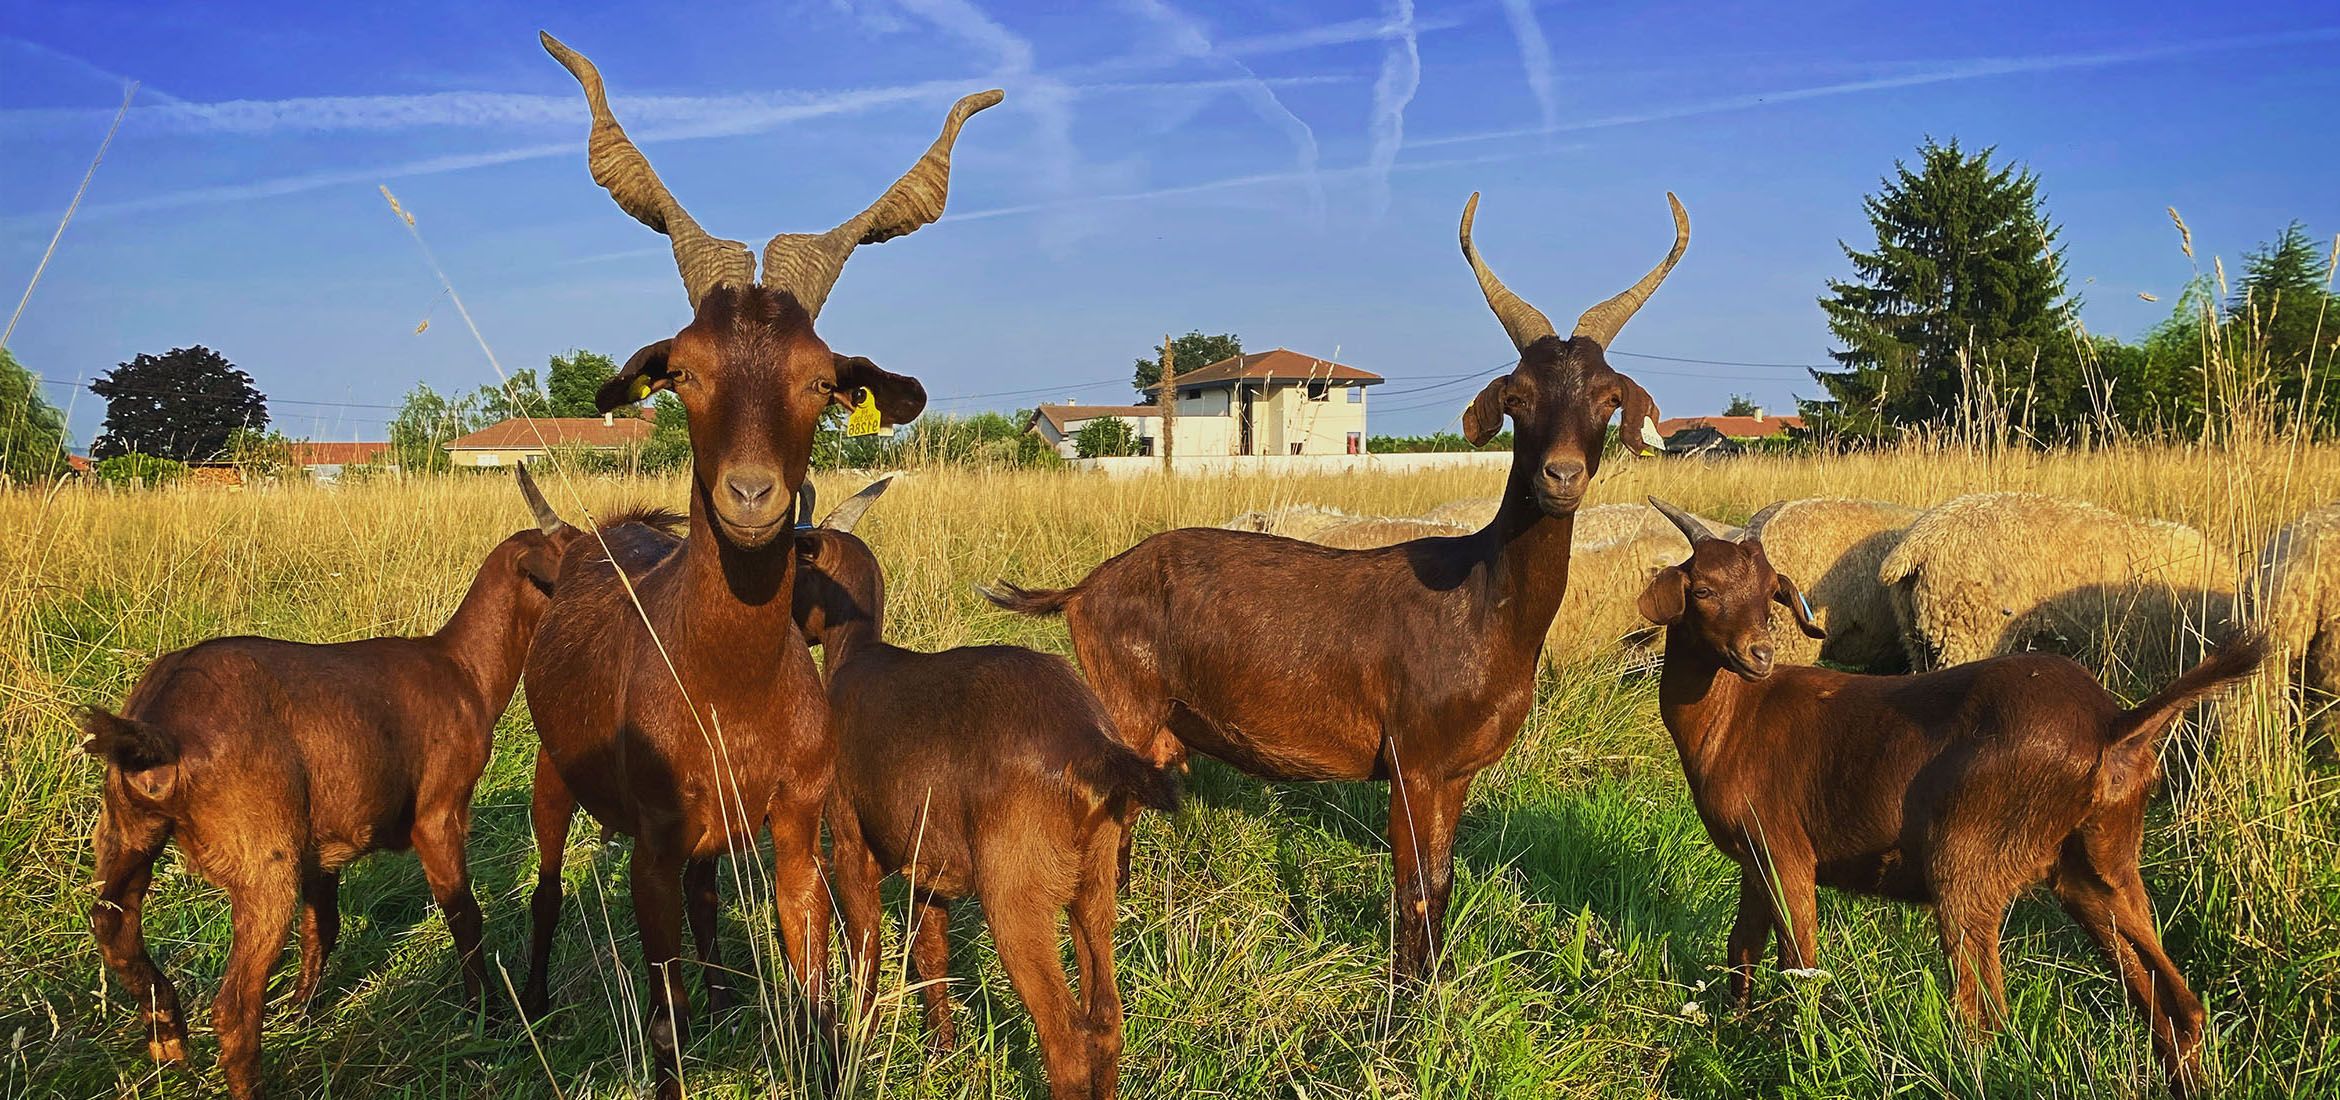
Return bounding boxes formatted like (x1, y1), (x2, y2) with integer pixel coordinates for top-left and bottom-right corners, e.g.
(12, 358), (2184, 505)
(845, 389), (884, 437)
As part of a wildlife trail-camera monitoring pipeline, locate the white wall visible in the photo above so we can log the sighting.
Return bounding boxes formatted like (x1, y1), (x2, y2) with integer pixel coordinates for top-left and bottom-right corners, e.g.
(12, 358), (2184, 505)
(1066, 450), (1512, 479)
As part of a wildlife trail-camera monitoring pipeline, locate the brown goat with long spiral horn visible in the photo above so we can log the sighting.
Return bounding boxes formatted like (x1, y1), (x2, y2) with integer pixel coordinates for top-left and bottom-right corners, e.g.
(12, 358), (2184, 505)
(984, 193), (1682, 980)
(522, 32), (997, 1099)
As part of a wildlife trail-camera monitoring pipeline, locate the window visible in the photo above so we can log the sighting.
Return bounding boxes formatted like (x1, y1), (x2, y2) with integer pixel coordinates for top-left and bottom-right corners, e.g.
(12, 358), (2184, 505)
(1183, 388), (1201, 401)
(1306, 381), (1329, 401)
(1347, 431), (1361, 455)
(475, 453), (502, 467)
(1290, 442), (1304, 455)
(1346, 385), (1363, 404)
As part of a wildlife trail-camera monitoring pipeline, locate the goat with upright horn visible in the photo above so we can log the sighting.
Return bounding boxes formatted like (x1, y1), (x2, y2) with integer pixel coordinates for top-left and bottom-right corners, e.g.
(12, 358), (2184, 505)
(522, 32), (997, 1100)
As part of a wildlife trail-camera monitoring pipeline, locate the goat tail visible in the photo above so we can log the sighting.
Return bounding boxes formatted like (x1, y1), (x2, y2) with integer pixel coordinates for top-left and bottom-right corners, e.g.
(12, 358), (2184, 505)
(77, 706), (180, 773)
(2108, 631), (2269, 752)
(1071, 742), (1181, 817)
(977, 580), (1076, 617)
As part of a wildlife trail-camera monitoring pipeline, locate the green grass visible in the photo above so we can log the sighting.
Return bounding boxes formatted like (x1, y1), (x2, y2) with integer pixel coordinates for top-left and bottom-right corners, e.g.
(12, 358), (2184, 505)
(3, 465), (2336, 1098)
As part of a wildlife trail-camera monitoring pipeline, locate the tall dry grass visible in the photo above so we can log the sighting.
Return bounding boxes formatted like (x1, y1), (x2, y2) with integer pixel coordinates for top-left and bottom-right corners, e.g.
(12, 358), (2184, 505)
(3, 438), (2334, 1098)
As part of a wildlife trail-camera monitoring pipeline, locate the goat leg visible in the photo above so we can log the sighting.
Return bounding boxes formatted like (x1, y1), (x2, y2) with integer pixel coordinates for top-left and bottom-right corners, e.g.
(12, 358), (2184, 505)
(290, 872), (340, 1012)
(521, 751), (575, 1020)
(1725, 867), (1775, 1010)
(90, 805), (185, 1064)
(412, 806), (487, 1012)
(684, 857), (730, 1015)
(1387, 772), (1470, 983)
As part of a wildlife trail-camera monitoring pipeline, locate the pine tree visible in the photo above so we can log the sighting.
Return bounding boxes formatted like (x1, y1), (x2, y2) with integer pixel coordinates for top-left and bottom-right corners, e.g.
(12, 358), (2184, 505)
(1811, 140), (2081, 442)
(89, 345), (268, 461)
(2229, 222), (2338, 428)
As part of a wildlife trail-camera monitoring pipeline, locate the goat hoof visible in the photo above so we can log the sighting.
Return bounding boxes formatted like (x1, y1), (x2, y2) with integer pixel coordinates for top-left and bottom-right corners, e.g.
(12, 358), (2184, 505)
(147, 1034), (188, 1065)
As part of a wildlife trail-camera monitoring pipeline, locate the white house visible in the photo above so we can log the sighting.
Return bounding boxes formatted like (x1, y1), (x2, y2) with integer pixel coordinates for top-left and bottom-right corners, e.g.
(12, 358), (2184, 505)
(1029, 348), (1383, 458)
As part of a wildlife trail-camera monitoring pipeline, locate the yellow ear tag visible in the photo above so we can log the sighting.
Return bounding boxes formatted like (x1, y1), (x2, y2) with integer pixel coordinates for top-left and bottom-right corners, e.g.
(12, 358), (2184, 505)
(629, 377), (653, 402)
(845, 389), (884, 437)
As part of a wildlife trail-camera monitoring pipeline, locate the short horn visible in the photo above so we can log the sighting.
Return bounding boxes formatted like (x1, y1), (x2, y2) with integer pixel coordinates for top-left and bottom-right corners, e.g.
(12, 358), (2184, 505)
(1648, 496), (1721, 544)
(541, 32), (753, 307)
(1572, 193), (1689, 347)
(514, 463), (562, 535)
(1739, 500), (1788, 542)
(762, 89), (1004, 317)
(1459, 193), (1558, 353)
(820, 474), (896, 533)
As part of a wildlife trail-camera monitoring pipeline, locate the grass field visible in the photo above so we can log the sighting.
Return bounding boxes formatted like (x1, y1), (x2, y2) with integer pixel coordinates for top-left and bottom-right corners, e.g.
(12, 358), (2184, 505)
(3, 443), (2335, 1099)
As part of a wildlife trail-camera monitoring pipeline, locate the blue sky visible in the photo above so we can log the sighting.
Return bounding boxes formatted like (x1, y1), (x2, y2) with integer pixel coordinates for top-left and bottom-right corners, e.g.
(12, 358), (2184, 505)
(4, 1), (2336, 444)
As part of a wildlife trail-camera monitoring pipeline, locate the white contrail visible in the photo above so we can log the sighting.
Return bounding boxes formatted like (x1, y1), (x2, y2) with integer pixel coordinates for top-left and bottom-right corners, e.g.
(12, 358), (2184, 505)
(945, 149), (1554, 224)
(1416, 25), (2340, 150)
(1119, 0), (1325, 221)
(1494, 0), (1560, 134)
(1364, 0), (1420, 221)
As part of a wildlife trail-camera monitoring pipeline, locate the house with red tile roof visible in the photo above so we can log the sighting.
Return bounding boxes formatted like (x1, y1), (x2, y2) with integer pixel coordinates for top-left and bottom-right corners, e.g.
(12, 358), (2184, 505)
(1029, 348), (1384, 458)
(443, 413), (652, 468)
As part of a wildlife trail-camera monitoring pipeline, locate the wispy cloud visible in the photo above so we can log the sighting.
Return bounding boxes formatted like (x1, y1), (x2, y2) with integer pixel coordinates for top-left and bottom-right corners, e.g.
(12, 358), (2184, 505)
(1214, 11), (1466, 60)
(0, 36), (185, 103)
(1494, 0), (1560, 134)
(1363, 0), (1420, 222)
(1119, 0), (1325, 222)
(945, 148), (1562, 225)
(1418, 27), (2340, 151)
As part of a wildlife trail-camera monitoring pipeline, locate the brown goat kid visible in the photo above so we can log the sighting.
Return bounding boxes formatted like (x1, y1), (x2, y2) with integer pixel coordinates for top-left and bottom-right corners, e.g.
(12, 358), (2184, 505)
(80, 467), (579, 1100)
(518, 34), (986, 1096)
(986, 192), (1683, 979)
(1636, 497), (2264, 1098)
(792, 481), (1175, 1100)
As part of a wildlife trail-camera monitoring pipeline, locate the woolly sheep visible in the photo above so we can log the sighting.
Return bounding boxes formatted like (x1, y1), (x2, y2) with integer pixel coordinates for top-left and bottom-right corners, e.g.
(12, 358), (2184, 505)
(1879, 492), (2237, 679)
(1742, 498), (1918, 670)
(1422, 497), (1501, 529)
(1309, 516), (1474, 550)
(2254, 501), (2340, 728)
(1219, 504), (1352, 540)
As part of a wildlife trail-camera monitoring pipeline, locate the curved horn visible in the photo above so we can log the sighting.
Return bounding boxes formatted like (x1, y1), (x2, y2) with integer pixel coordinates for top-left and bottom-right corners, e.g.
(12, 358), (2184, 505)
(1739, 500), (1788, 542)
(762, 89), (1004, 318)
(514, 463), (563, 536)
(542, 32), (754, 307)
(1648, 496), (1722, 544)
(1459, 193), (1558, 353)
(820, 475), (896, 533)
(1572, 193), (1689, 346)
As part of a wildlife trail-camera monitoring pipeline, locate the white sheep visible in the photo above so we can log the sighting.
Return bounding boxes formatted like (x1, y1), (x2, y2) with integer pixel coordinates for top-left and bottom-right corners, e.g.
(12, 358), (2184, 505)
(1219, 503), (1353, 540)
(1743, 498), (1918, 671)
(1309, 515), (1474, 550)
(2253, 501), (2340, 729)
(1879, 492), (2237, 679)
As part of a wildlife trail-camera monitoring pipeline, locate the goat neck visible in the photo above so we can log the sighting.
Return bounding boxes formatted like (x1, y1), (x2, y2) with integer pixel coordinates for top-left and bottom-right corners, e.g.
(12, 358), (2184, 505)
(1477, 462), (1579, 634)
(685, 475), (801, 621)
(1655, 626), (1755, 782)
(429, 544), (541, 721)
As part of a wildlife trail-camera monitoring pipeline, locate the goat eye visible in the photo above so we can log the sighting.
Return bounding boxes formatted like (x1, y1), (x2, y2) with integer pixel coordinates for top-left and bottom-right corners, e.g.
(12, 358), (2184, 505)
(814, 379), (837, 395)
(1693, 587), (1715, 600)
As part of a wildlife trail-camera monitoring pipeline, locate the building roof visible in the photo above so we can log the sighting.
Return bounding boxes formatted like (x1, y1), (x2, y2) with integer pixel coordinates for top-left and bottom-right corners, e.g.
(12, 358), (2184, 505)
(446, 416), (653, 451)
(1654, 413), (1804, 439)
(1029, 404), (1157, 436)
(1151, 348), (1383, 392)
(288, 441), (392, 466)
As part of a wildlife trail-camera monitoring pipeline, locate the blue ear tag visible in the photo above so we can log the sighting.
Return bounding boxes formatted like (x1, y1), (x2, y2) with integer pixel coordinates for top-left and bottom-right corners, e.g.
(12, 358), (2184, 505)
(1797, 592), (1815, 619)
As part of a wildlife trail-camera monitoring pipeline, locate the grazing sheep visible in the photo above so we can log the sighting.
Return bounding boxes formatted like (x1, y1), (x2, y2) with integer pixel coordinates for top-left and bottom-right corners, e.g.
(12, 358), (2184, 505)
(1310, 515), (1473, 549)
(1218, 504), (1351, 540)
(1743, 498), (1918, 670)
(1880, 493), (2237, 679)
(1422, 496), (1500, 529)
(2255, 502), (2340, 730)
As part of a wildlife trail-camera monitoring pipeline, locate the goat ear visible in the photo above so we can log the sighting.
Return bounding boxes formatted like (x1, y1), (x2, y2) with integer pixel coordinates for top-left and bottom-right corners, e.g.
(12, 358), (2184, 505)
(1615, 372), (1664, 455)
(1461, 376), (1511, 446)
(833, 353), (927, 427)
(1773, 571), (1826, 639)
(516, 540), (563, 591)
(1636, 566), (1689, 626)
(597, 339), (678, 413)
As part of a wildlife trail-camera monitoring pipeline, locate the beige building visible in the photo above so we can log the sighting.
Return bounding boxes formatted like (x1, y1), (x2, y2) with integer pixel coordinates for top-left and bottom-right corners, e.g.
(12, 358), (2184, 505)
(1030, 348), (1382, 459)
(444, 413), (652, 467)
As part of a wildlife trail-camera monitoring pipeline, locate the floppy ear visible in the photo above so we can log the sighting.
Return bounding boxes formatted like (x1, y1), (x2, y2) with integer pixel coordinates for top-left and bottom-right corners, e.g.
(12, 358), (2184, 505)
(1637, 565), (1690, 626)
(833, 353), (927, 427)
(1773, 571), (1827, 639)
(596, 339), (678, 413)
(1615, 372), (1664, 455)
(516, 537), (564, 592)
(1461, 376), (1511, 446)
